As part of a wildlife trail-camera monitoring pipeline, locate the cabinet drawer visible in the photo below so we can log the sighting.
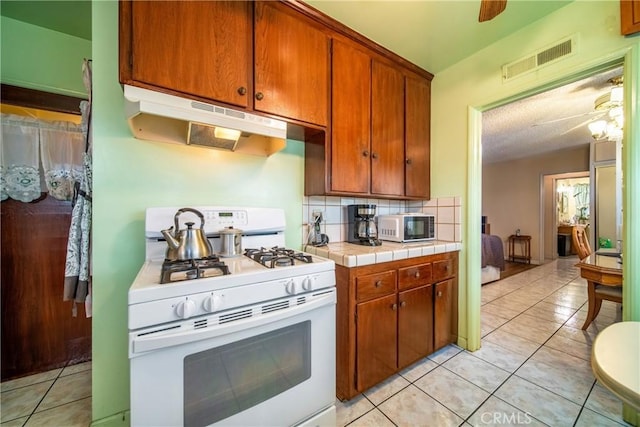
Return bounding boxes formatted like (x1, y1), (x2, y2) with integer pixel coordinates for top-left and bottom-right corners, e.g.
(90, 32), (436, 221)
(433, 259), (454, 282)
(398, 263), (432, 290)
(356, 270), (396, 302)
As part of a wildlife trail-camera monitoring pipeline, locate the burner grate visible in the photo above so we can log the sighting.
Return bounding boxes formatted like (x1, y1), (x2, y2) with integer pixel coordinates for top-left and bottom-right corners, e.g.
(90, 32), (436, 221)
(244, 246), (313, 268)
(160, 256), (230, 284)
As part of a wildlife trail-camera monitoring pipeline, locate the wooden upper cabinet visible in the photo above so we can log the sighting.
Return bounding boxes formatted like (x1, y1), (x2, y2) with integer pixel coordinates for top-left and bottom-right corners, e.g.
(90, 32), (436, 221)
(371, 60), (405, 196)
(254, 2), (329, 126)
(127, 1), (251, 108)
(331, 39), (371, 194)
(405, 74), (431, 199)
(621, 0), (640, 35)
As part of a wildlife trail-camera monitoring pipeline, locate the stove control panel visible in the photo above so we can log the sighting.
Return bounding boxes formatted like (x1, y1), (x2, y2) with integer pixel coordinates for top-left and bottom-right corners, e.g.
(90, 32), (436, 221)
(129, 270), (336, 329)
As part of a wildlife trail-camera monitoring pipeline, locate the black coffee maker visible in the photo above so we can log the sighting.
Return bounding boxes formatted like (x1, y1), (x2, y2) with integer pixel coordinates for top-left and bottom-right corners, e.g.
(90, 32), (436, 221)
(347, 204), (382, 246)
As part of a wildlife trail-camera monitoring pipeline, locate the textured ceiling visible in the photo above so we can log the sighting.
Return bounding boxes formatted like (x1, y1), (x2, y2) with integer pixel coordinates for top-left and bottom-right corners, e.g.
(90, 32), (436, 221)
(482, 66), (624, 164)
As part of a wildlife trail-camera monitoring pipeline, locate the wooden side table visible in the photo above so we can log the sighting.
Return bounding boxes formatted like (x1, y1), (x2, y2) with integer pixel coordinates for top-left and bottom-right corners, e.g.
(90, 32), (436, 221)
(508, 234), (531, 264)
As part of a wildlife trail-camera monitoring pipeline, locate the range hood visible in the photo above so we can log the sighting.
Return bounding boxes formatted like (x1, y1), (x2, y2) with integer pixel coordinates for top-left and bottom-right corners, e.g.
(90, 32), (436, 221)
(123, 85), (287, 156)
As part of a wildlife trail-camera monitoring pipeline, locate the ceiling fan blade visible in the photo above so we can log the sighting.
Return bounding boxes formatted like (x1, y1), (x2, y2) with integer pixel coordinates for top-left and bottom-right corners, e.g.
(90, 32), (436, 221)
(560, 114), (607, 136)
(479, 0), (507, 22)
(531, 110), (603, 127)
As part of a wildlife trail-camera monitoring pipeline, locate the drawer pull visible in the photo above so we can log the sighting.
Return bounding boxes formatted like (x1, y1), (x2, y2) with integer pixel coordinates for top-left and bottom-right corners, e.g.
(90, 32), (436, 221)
(414, 271), (420, 278)
(375, 280), (382, 288)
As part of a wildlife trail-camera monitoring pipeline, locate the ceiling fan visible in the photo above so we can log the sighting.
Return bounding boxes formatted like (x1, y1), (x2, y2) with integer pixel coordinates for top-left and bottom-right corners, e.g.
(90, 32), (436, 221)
(479, 0), (507, 22)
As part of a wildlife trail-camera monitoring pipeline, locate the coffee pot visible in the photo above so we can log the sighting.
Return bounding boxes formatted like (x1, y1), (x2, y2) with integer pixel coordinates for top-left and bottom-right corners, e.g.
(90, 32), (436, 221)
(161, 208), (214, 261)
(347, 204), (381, 246)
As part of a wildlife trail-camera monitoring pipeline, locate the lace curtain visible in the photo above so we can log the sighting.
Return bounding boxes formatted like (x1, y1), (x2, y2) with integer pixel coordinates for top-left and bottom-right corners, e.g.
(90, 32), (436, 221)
(1, 114), (84, 202)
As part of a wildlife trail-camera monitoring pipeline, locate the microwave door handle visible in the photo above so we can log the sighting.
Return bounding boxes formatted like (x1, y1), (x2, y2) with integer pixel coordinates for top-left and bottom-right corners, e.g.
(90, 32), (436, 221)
(130, 292), (336, 355)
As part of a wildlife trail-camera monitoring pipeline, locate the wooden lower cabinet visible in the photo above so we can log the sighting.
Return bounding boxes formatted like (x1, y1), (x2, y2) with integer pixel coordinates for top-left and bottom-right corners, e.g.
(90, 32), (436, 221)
(336, 251), (458, 400)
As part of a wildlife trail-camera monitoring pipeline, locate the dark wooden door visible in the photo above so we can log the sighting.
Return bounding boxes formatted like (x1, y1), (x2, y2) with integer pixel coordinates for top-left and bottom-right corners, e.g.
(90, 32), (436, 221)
(356, 293), (397, 392)
(331, 39), (371, 194)
(371, 60), (405, 196)
(405, 74), (431, 199)
(398, 284), (433, 369)
(129, 1), (252, 108)
(1, 196), (91, 380)
(254, 1), (329, 126)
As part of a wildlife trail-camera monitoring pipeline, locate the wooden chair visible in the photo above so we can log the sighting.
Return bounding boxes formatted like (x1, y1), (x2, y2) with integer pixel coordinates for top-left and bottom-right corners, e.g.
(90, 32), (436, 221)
(572, 225), (591, 260)
(572, 225), (623, 329)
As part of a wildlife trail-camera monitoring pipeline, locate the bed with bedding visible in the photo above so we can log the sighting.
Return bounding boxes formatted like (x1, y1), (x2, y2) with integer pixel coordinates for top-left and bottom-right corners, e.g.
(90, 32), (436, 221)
(481, 233), (505, 284)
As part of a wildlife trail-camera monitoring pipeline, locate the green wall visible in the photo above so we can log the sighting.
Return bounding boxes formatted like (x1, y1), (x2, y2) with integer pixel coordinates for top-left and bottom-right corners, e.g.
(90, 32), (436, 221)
(0, 16), (90, 97)
(431, 0), (640, 350)
(91, 1), (305, 424)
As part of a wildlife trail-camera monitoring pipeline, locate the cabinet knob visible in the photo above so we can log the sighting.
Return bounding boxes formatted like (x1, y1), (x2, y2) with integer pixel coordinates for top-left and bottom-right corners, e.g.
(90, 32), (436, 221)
(406, 158), (412, 165)
(400, 301), (406, 307)
(392, 303), (398, 311)
(437, 291), (442, 297)
(237, 87), (247, 96)
(374, 280), (382, 288)
(363, 150), (369, 157)
(371, 152), (378, 159)
(414, 271), (420, 278)
(255, 92), (264, 101)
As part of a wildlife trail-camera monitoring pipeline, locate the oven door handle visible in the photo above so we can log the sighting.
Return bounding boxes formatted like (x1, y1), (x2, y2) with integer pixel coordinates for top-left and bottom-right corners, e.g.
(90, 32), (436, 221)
(130, 290), (336, 356)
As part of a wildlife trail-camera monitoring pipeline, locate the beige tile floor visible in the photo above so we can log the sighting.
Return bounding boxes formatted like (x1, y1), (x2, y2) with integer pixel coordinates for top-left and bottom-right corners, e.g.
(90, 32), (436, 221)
(337, 257), (630, 427)
(1, 361), (91, 426)
(0, 257), (628, 427)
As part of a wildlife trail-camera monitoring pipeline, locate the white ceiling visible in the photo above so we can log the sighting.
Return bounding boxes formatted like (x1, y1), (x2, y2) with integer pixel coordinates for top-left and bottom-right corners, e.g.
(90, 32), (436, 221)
(7, 0), (618, 165)
(482, 65), (624, 164)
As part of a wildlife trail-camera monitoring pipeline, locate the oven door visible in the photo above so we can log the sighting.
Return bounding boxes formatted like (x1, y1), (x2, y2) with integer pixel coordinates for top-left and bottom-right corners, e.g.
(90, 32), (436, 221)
(129, 290), (336, 427)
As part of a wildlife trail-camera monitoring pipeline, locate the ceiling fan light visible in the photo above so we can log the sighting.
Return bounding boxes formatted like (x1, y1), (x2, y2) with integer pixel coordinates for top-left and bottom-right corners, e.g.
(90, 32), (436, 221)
(588, 120), (607, 139)
(610, 86), (623, 105)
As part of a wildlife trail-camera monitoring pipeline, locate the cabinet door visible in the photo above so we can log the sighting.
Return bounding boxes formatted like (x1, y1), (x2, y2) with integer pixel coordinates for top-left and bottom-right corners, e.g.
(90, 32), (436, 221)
(405, 74), (431, 198)
(130, 1), (251, 108)
(398, 285), (433, 369)
(434, 279), (455, 350)
(371, 60), (405, 196)
(356, 293), (397, 392)
(331, 40), (371, 194)
(621, 0), (640, 35)
(254, 2), (329, 126)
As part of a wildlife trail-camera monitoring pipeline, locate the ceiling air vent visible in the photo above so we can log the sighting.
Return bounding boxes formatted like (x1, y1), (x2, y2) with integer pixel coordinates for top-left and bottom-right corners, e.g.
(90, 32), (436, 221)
(502, 35), (576, 81)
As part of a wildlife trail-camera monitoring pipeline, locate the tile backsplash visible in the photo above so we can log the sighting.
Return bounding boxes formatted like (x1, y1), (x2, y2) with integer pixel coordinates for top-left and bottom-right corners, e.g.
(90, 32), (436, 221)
(302, 196), (462, 245)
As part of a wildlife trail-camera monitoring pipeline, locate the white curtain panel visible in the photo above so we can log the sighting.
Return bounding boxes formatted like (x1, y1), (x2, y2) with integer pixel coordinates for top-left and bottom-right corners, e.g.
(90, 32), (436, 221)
(0, 113), (84, 202)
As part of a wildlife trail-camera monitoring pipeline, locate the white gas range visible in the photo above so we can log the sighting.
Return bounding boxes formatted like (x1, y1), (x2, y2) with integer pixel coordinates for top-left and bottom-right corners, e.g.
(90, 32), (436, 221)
(128, 206), (336, 427)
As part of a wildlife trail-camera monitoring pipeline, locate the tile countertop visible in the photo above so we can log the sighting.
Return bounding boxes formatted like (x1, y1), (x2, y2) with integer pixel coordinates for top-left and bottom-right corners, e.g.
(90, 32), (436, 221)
(304, 240), (462, 268)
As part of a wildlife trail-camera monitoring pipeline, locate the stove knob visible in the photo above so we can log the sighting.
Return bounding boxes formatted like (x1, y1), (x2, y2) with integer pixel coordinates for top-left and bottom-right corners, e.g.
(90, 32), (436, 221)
(176, 299), (196, 319)
(203, 294), (223, 312)
(302, 276), (313, 291)
(285, 279), (297, 295)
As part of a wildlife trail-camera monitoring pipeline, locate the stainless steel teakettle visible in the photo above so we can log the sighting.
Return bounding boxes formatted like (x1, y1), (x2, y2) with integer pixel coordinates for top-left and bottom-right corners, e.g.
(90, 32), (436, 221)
(161, 208), (213, 261)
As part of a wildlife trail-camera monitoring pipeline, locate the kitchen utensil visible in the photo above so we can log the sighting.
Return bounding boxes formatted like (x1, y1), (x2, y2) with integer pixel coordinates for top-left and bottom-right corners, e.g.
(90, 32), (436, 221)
(161, 208), (213, 261)
(218, 226), (243, 257)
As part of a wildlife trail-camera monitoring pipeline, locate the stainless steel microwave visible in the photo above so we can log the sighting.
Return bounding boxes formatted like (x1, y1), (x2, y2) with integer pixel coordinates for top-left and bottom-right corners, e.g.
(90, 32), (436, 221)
(378, 214), (435, 242)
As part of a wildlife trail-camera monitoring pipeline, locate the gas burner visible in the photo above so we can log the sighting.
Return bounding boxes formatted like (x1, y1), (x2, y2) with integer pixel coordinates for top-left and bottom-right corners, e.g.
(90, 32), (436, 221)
(244, 247), (313, 268)
(160, 256), (230, 284)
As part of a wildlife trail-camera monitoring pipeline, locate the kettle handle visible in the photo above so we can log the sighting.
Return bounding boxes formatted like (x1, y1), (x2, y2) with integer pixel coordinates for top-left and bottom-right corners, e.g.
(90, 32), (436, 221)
(174, 208), (206, 232)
